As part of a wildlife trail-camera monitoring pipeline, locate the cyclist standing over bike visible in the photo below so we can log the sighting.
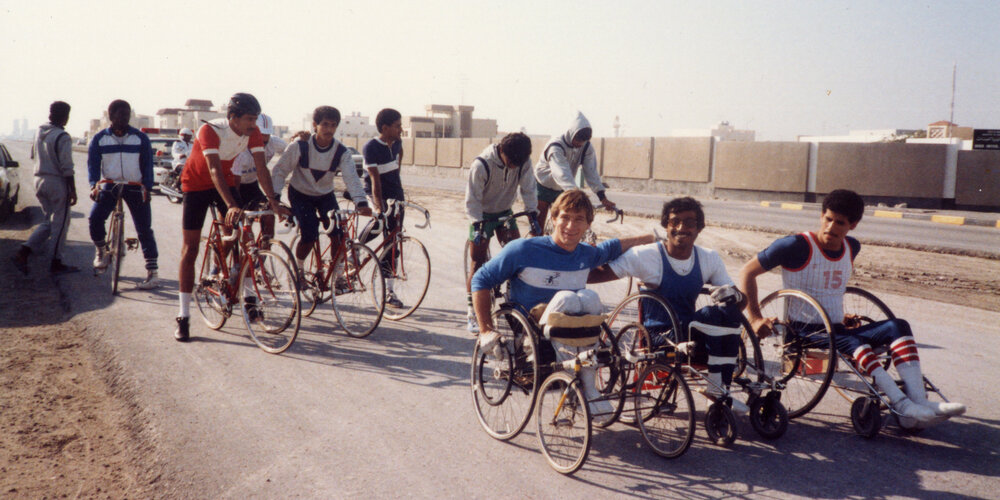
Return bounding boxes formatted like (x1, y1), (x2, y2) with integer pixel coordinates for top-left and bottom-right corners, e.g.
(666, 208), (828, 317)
(87, 99), (160, 288)
(174, 93), (290, 342)
(171, 128), (193, 170)
(534, 112), (616, 225)
(362, 108), (406, 308)
(463, 132), (539, 333)
(271, 106), (371, 275)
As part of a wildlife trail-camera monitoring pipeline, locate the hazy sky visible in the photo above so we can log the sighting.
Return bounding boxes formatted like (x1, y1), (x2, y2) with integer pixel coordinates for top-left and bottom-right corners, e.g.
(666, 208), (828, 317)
(3, 0), (997, 141)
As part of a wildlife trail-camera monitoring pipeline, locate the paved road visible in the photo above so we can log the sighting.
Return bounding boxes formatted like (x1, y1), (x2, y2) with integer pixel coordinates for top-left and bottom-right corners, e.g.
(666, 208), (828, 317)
(4, 141), (999, 498)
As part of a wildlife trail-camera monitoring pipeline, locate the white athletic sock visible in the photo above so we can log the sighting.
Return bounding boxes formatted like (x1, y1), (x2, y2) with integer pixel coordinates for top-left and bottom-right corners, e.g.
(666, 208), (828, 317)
(179, 292), (191, 318)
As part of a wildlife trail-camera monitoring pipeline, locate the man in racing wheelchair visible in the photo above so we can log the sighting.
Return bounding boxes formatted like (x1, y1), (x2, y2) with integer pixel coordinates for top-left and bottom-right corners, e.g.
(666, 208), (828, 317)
(738, 189), (966, 427)
(472, 189), (652, 415)
(590, 196), (751, 413)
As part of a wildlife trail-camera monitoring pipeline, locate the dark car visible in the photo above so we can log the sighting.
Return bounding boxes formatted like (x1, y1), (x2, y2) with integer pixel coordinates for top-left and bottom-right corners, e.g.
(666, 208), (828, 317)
(0, 142), (21, 222)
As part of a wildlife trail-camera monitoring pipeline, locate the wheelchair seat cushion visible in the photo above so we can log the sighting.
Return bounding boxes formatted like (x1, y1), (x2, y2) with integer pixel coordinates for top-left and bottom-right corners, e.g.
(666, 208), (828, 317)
(542, 312), (606, 347)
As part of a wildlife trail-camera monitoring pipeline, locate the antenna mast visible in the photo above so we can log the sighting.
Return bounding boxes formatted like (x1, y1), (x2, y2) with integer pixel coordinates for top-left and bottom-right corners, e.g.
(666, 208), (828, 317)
(948, 62), (956, 137)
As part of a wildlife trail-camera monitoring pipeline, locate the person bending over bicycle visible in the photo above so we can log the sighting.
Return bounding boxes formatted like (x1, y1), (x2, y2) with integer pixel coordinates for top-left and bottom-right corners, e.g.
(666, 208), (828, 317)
(232, 113), (287, 240)
(271, 106), (371, 281)
(464, 132), (541, 333)
(363, 108), (406, 308)
(87, 99), (160, 289)
(175, 93), (290, 342)
(472, 189), (652, 414)
(738, 189), (966, 427)
(590, 196), (750, 412)
(533, 112), (616, 225)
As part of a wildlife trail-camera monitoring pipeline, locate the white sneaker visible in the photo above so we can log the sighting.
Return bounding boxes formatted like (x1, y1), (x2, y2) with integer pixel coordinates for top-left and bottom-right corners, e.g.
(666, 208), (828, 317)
(467, 315), (479, 335)
(137, 271), (160, 290)
(93, 246), (109, 269)
(919, 399), (966, 417)
(892, 397), (937, 424)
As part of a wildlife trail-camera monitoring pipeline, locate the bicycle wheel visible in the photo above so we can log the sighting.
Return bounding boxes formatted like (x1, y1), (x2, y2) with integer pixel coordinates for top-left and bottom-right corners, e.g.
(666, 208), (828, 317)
(758, 290), (837, 418)
(195, 242), (230, 330)
(240, 250), (301, 354)
(634, 362), (695, 459)
(331, 242), (385, 338)
(381, 236), (430, 321)
(607, 291), (678, 425)
(536, 372), (591, 475)
(472, 307), (540, 440)
(109, 213), (124, 295)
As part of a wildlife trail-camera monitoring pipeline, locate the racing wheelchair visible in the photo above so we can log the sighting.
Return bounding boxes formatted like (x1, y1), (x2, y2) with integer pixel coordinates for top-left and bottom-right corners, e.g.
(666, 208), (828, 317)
(607, 287), (789, 447)
(471, 300), (698, 474)
(756, 286), (957, 438)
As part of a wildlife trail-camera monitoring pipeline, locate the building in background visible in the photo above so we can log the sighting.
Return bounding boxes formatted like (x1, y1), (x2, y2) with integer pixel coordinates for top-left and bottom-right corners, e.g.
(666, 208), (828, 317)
(669, 121), (755, 141)
(401, 104), (497, 139)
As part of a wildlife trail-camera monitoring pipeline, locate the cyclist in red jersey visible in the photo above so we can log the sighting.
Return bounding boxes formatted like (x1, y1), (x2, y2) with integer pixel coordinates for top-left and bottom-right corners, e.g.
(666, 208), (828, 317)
(174, 93), (290, 341)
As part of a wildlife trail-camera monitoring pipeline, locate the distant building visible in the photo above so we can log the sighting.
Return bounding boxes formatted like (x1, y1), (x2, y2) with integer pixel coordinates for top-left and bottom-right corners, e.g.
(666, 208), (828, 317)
(337, 112), (378, 139)
(927, 120), (973, 140)
(89, 110), (154, 137)
(670, 121), (755, 141)
(401, 104), (497, 139)
(798, 128), (920, 143)
(155, 99), (224, 131)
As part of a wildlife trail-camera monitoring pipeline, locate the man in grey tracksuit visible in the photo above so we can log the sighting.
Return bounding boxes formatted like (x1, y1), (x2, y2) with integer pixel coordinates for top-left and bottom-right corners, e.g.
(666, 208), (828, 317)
(11, 101), (80, 275)
(534, 111), (616, 224)
(463, 132), (538, 333)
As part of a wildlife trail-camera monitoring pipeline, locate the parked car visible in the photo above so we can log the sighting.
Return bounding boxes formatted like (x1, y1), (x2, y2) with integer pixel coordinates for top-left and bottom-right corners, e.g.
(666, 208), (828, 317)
(150, 137), (177, 181)
(0, 142), (21, 222)
(347, 146), (365, 179)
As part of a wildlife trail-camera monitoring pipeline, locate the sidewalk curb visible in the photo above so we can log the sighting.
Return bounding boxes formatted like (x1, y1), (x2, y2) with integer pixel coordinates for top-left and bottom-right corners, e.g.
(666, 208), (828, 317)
(758, 201), (1000, 229)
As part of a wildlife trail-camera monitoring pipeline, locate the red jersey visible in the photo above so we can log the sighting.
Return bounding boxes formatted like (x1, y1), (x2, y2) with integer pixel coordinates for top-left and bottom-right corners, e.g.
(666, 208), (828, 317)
(181, 118), (265, 192)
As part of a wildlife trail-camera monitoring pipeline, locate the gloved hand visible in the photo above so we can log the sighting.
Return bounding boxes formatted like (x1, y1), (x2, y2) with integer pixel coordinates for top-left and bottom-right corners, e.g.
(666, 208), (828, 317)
(710, 285), (744, 306)
(528, 213), (542, 236)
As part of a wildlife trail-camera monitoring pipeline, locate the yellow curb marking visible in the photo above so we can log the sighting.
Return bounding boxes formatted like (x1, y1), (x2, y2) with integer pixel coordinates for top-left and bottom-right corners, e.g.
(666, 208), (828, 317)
(780, 203), (804, 210)
(760, 201), (771, 207)
(873, 210), (903, 218)
(930, 215), (965, 225)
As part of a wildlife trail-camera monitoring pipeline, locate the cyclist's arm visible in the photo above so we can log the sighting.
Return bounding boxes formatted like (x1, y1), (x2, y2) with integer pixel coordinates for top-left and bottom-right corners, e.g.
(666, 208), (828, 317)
(367, 167), (384, 212)
(339, 152), (369, 208)
(87, 132), (103, 188)
(617, 233), (655, 251)
(737, 256), (770, 328)
(472, 289), (494, 333)
(139, 132), (154, 192)
(269, 142), (299, 197)
(465, 160), (486, 221)
(587, 265), (619, 284)
(580, 144), (606, 197)
(519, 160), (538, 214)
(251, 151), (288, 215)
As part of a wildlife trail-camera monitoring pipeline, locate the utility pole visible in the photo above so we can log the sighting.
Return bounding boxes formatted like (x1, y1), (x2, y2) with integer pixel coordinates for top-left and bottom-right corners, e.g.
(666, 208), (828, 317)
(948, 62), (957, 138)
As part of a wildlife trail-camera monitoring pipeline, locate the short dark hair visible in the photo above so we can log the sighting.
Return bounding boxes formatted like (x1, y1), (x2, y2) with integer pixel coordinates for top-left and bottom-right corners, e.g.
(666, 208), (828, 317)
(499, 132), (532, 166)
(108, 99), (130, 114)
(49, 101), (71, 125)
(572, 127), (592, 143)
(375, 108), (402, 132)
(313, 106), (341, 125)
(660, 196), (705, 230)
(822, 189), (865, 223)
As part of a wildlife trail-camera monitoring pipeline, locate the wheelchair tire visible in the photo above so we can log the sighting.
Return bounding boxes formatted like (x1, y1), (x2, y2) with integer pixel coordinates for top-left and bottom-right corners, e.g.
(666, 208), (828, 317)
(471, 307), (540, 441)
(704, 401), (738, 447)
(594, 323), (626, 428)
(758, 290), (837, 419)
(536, 371), (591, 474)
(842, 287), (896, 373)
(635, 362), (695, 459)
(850, 396), (882, 439)
(748, 390), (788, 440)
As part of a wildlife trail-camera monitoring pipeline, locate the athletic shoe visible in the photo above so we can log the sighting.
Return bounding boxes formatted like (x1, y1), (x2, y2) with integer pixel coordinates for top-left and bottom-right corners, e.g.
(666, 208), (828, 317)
(174, 317), (190, 342)
(467, 315), (480, 335)
(137, 271), (160, 290)
(892, 396), (937, 424)
(386, 292), (404, 308)
(93, 246), (109, 269)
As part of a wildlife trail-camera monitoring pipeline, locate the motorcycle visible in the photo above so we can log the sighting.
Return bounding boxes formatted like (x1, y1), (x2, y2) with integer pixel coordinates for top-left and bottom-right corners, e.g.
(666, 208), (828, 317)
(155, 162), (183, 204)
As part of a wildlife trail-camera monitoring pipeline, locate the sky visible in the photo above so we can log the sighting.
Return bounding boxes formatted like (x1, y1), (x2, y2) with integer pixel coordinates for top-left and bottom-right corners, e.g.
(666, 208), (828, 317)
(2, 0), (998, 141)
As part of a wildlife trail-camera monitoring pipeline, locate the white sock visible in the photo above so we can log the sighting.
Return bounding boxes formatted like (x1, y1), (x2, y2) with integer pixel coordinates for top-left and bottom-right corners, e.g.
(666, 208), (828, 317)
(179, 292), (191, 318)
(296, 257), (305, 270)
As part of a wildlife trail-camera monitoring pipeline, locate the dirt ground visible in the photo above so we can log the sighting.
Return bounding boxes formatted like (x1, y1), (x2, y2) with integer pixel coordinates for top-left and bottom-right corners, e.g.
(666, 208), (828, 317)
(1, 186), (997, 497)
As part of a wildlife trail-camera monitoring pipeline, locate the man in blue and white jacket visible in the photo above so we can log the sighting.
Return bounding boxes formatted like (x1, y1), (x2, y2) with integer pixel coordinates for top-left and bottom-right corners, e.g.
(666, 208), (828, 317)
(87, 99), (160, 289)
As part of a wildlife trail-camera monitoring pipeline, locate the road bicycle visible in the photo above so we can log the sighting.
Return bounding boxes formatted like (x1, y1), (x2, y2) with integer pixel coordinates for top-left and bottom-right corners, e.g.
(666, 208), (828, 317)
(293, 208), (387, 337)
(93, 180), (143, 295)
(195, 209), (301, 354)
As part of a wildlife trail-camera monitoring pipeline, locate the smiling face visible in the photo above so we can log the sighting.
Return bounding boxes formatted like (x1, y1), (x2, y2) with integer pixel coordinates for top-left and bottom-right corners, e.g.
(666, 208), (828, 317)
(816, 209), (857, 250)
(663, 209), (701, 258)
(550, 207), (591, 251)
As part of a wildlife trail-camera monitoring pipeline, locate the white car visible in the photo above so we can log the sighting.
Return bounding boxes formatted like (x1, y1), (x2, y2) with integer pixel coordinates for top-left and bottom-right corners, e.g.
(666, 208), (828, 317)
(0, 142), (21, 222)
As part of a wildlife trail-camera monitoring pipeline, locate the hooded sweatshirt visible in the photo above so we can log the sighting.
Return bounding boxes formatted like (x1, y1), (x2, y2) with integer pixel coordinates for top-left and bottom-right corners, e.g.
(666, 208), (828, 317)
(465, 144), (537, 221)
(534, 112), (603, 194)
(32, 123), (74, 178)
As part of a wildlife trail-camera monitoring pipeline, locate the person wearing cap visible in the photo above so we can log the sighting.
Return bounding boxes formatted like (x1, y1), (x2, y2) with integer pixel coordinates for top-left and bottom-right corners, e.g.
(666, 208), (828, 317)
(11, 100), (79, 275)
(87, 99), (160, 289)
(172, 128), (193, 170)
(231, 113), (287, 240)
(173, 92), (290, 342)
(533, 111), (616, 225)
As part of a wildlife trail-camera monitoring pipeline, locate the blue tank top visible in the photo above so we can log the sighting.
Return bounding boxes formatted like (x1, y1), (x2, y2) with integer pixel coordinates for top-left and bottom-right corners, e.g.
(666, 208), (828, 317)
(641, 245), (703, 332)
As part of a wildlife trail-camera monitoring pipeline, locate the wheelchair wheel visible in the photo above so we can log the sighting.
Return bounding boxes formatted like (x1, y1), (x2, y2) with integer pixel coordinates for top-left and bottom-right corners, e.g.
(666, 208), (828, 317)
(594, 323), (625, 428)
(634, 362), (695, 459)
(471, 307), (540, 441)
(607, 292), (679, 425)
(536, 371), (591, 474)
(704, 401), (738, 447)
(748, 390), (788, 440)
(758, 290), (837, 418)
(843, 287), (896, 372)
(850, 396), (882, 439)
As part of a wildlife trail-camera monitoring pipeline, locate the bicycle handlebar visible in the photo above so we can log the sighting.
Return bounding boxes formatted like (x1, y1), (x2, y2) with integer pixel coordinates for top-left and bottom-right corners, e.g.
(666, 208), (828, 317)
(471, 210), (538, 241)
(386, 199), (431, 229)
(97, 179), (146, 196)
(605, 207), (625, 224)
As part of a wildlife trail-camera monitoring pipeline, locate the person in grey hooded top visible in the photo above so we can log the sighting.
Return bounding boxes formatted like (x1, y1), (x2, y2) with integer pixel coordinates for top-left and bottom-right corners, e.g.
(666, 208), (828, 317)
(463, 132), (539, 333)
(534, 111), (616, 224)
(11, 101), (79, 275)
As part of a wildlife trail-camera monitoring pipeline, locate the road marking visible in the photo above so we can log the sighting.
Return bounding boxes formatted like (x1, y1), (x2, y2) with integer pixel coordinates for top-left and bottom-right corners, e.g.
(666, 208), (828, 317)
(780, 203), (804, 210)
(930, 215), (965, 225)
(760, 201), (772, 207)
(873, 210), (903, 218)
